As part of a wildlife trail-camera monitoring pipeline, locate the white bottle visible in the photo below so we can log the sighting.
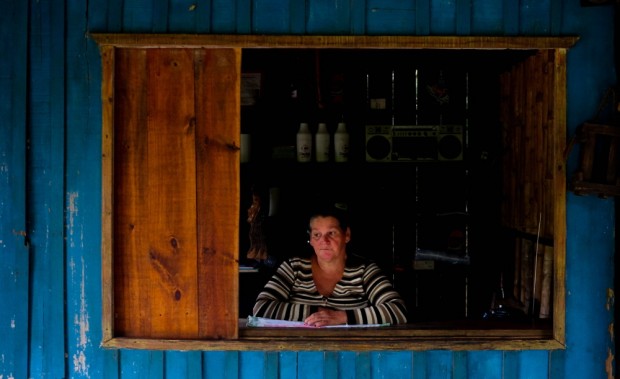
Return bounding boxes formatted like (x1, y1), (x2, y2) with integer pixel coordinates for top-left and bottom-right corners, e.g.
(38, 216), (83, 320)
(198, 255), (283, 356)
(334, 122), (349, 162)
(315, 123), (330, 162)
(296, 123), (312, 162)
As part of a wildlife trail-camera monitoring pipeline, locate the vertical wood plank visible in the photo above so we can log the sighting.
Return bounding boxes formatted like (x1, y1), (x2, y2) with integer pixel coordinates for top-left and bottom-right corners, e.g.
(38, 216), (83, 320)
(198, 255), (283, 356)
(113, 48), (200, 338)
(279, 351), (298, 378)
(519, 0), (551, 35)
(503, 0), (520, 35)
(263, 352), (280, 379)
(452, 351), (467, 379)
(204, 351), (239, 379)
(370, 352), (413, 379)
(366, 0), (416, 35)
(503, 351), (520, 379)
(66, 0), (108, 376)
(100, 44), (115, 343)
(112, 48), (148, 337)
(298, 352), (325, 379)
(252, 0), (292, 33)
(415, 0), (431, 35)
(237, 0), (252, 33)
(425, 351), (452, 379)
(455, 0), (471, 35)
(289, 0), (307, 34)
(515, 351), (549, 379)
(194, 0), (212, 33)
(350, 0), (367, 35)
(548, 0), (562, 35)
(430, 0), (456, 34)
(122, 0), (155, 32)
(411, 352), (427, 378)
(355, 352), (372, 379)
(145, 48), (200, 337)
(471, 0), (503, 34)
(166, 0), (205, 32)
(28, 0), (66, 377)
(87, 0), (113, 31)
(548, 349), (566, 379)
(195, 48), (241, 338)
(466, 351), (502, 379)
(337, 351), (358, 379)
(211, 0), (237, 33)
(307, 0), (353, 34)
(165, 351), (203, 378)
(323, 352), (339, 379)
(101, 0), (124, 31)
(550, 48), (566, 345)
(119, 350), (164, 379)
(0, 1), (28, 379)
(152, 0), (171, 32)
(239, 351), (265, 378)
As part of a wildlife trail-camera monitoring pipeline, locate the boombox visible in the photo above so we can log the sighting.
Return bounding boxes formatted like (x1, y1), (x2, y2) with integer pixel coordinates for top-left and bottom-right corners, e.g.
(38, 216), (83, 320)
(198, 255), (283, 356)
(365, 124), (464, 162)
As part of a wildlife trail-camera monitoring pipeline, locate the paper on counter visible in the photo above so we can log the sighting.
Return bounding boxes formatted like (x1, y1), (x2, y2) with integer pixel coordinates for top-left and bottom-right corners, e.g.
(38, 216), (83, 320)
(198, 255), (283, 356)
(246, 316), (389, 328)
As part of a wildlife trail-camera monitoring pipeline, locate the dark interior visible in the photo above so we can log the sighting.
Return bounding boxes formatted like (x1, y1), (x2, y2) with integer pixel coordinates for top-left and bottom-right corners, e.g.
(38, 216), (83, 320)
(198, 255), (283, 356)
(238, 48), (539, 322)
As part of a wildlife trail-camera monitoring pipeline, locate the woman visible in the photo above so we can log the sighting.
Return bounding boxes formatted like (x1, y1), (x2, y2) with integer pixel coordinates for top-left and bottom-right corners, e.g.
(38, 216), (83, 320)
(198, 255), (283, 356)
(252, 202), (408, 327)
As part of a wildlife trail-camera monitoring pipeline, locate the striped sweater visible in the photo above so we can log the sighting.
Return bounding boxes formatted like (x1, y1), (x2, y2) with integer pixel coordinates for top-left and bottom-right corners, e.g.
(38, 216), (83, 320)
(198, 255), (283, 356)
(252, 255), (408, 325)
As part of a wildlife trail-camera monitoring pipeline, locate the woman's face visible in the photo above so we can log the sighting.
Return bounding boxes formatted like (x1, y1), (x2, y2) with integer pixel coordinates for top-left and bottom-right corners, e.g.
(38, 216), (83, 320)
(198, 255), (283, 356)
(308, 216), (350, 263)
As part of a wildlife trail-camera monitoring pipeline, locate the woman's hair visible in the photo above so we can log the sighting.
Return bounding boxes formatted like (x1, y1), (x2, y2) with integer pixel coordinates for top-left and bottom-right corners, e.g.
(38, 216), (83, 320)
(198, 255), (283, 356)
(307, 200), (350, 231)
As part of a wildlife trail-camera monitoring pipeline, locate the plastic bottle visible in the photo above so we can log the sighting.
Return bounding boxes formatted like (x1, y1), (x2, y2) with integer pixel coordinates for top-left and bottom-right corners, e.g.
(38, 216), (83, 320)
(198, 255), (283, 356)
(334, 122), (349, 162)
(296, 123), (312, 162)
(315, 123), (330, 162)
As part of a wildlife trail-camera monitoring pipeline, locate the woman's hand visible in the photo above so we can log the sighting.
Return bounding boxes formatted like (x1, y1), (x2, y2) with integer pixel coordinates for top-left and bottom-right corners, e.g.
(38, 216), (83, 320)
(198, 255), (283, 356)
(304, 307), (347, 327)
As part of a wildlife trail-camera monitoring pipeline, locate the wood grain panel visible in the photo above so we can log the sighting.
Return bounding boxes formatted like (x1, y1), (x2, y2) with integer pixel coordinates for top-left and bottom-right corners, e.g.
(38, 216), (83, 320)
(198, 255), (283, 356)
(114, 48), (200, 338)
(145, 48), (200, 337)
(499, 50), (565, 326)
(195, 48), (241, 339)
(113, 48), (148, 337)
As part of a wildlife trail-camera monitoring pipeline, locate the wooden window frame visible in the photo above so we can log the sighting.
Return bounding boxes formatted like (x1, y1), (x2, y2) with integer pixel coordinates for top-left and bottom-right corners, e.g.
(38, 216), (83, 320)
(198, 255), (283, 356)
(93, 34), (578, 351)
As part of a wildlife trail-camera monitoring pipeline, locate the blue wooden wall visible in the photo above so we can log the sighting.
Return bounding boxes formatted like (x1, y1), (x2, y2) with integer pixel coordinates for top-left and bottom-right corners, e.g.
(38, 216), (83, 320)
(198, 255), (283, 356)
(0, 0), (616, 378)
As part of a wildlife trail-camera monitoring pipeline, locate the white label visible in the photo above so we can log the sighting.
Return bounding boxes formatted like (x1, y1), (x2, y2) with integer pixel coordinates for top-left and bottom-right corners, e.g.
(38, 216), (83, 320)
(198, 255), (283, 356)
(297, 134), (312, 162)
(334, 134), (349, 162)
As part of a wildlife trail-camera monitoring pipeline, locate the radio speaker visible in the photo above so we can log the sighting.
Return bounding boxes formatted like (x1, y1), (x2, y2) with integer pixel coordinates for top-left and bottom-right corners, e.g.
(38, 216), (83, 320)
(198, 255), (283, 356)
(437, 125), (463, 161)
(365, 125), (392, 162)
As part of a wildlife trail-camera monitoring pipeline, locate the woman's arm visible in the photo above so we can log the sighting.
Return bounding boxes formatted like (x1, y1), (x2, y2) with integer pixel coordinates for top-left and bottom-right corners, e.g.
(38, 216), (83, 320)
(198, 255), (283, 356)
(346, 263), (408, 325)
(252, 259), (314, 321)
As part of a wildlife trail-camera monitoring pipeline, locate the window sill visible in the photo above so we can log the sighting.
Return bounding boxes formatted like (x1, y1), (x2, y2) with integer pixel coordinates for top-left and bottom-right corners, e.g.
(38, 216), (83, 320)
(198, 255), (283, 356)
(101, 319), (561, 351)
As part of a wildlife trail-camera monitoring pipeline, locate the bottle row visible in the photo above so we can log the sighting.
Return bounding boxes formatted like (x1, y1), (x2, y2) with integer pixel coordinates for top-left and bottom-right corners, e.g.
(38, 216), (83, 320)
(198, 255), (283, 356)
(296, 122), (349, 163)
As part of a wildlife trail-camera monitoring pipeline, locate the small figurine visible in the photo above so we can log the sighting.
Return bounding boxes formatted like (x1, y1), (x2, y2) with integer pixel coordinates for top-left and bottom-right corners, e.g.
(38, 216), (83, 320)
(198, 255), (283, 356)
(246, 187), (268, 261)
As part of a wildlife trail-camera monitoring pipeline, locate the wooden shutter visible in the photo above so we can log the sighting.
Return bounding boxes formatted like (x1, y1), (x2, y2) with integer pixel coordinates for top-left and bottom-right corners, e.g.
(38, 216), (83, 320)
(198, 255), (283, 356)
(110, 48), (240, 339)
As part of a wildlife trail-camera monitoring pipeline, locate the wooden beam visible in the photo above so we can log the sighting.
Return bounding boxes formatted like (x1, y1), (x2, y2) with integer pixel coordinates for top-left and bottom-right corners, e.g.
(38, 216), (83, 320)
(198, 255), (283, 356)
(91, 34), (579, 50)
